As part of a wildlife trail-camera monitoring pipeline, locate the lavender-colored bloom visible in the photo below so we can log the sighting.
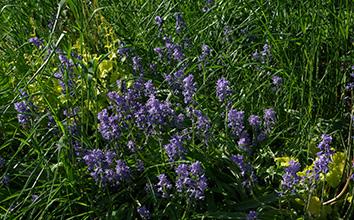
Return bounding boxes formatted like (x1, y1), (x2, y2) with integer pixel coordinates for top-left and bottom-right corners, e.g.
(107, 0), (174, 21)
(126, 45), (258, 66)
(272, 75), (283, 87)
(175, 13), (185, 34)
(252, 50), (259, 60)
(154, 47), (163, 59)
(256, 132), (267, 142)
(281, 160), (301, 191)
(228, 109), (244, 137)
(132, 56), (143, 74)
(216, 77), (232, 102)
(231, 155), (251, 177)
(346, 82), (354, 91)
(261, 43), (270, 57)
(182, 74), (196, 104)
(176, 113), (185, 127)
(115, 160), (131, 181)
(192, 109), (211, 135)
(190, 161), (203, 176)
(0, 157), (5, 168)
(144, 80), (156, 97)
(83, 149), (111, 171)
(317, 134), (333, 152)
(117, 47), (129, 57)
(145, 95), (174, 128)
(231, 154), (256, 188)
(14, 101), (28, 113)
(29, 37), (42, 47)
(313, 134), (334, 180)
(164, 135), (186, 161)
(127, 140), (136, 153)
(156, 173), (172, 198)
(248, 115), (261, 129)
(237, 131), (251, 149)
(14, 101), (30, 124)
(32, 195), (39, 202)
(199, 44), (212, 61)
(1, 175), (9, 185)
(246, 210), (257, 220)
(97, 109), (121, 140)
(155, 16), (163, 28)
(137, 206), (151, 219)
(175, 162), (207, 200)
(263, 108), (276, 132)
(173, 45), (184, 62)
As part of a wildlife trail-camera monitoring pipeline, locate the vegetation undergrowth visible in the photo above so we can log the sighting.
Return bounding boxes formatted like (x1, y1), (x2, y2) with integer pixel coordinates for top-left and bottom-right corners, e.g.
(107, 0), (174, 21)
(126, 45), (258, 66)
(1, 0), (354, 219)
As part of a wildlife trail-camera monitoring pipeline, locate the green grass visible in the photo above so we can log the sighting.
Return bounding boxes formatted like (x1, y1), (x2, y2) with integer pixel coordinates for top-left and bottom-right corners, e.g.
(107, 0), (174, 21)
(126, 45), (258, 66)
(1, 0), (354, 219)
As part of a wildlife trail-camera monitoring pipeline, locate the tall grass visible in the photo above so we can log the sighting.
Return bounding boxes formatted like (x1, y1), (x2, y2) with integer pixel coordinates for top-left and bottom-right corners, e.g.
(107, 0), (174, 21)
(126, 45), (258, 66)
(1, 0), (354, 219)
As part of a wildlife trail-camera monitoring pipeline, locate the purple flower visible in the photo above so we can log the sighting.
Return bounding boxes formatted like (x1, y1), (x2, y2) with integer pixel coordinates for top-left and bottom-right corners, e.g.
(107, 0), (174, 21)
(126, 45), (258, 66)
(29, 37), (43, 47)
(164, 135), (186, 161)
(246, 210), (257, 220)
(175, 13), (186, 34)
(237, 131), (251, 149)
(115, 160), (131, 181)
(144, 80), (156, 97)
(313, 134), (334, 180)
(154, 47), (163, 59)
(144, 95), (175, 129)
(127, 140), (136, 152)
(227, 109), (244, 137)
(182, 74), (196, 104)
(272, 75), (283, 87)
(97, 109), (121, 140)
(1, 175), (9, 185)
(192, 109), (211, 135)
(172, 45), (184, 62)
(132, 56), (143, 74)
(32, 195), (39, 202)
(231, 154), (256, 188)
(175, 162), (207, 200)
(216, 77), (232, 102)
(248, 115), (261, 129)
(199, 44), (211, 61)
(14, 99), (31, 125)
(0, 157), (5, 168)
(263, 108), (276, 132)
(231, 155), (252, 177)
(156, 174), (172, 198)
(155, 16), (163, 28)
(137, 206), (151, 219)
(281, 160), (301, 191)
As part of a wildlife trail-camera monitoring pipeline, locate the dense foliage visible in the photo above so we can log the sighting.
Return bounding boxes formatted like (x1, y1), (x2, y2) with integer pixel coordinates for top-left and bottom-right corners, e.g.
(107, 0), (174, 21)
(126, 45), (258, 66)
(1, 0), (354, 219)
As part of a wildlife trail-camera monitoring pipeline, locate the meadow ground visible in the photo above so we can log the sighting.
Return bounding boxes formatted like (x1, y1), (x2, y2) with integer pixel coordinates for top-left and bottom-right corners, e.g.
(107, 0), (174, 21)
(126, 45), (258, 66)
(1, 0), (354, 219)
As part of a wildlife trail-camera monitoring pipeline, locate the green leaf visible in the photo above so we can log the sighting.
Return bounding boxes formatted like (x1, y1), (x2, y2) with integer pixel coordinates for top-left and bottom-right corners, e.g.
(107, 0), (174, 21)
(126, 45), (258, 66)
(326, 152), (345, 188)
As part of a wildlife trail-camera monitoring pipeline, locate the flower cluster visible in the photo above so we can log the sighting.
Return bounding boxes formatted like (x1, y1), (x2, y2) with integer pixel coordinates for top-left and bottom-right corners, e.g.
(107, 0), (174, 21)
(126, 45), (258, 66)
(175, 162), (208, 200)
(137, 206), (151, 219)
(14, 90), (32, 125)
(252, 43), (271, 63)
(83, 149), (130, 186)
(246, 210), (257, 220)
(164, 135), (186, 161)
(227, 109), (245, 137)
(216, 77), (232, 102)
(313, 134), (334, 180)
(280, 160), (301, 192)
(29, 37), (43, 48)
(182, 74), (196, 104)
(231, 155), (256, 188)
(156, 173), (172, 198)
